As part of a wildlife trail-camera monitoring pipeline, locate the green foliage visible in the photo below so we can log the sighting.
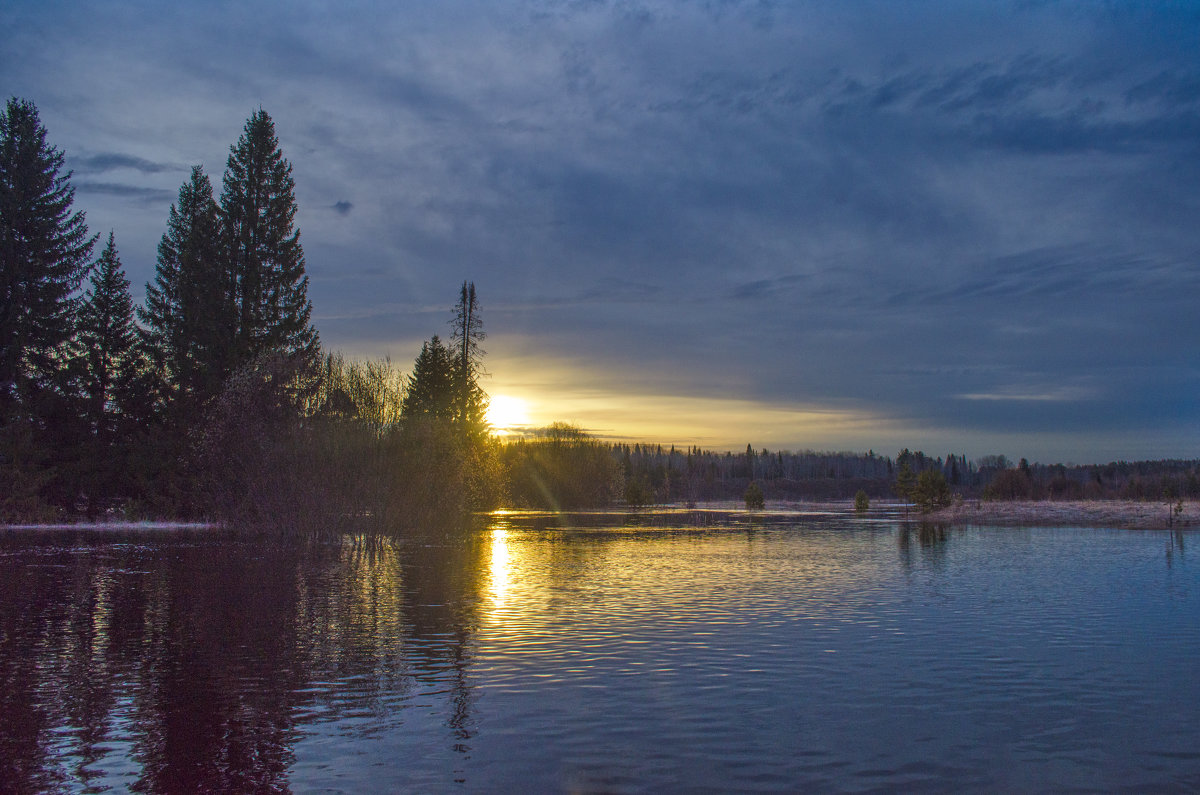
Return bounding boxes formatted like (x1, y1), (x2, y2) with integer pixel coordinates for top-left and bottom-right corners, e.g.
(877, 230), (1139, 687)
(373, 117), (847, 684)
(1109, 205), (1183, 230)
(744, 480), (765, 511)
(912, 469), (951, 512)
(387, 417), (502, 527)
(196, 281), (506, 535)
(854, 489), (869, 513)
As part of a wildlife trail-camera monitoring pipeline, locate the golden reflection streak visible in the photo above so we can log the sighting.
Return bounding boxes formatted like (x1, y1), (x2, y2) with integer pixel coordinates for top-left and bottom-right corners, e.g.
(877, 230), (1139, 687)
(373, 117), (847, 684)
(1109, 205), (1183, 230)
(475, 512), (897, 635)
(488, 523), (512, 612)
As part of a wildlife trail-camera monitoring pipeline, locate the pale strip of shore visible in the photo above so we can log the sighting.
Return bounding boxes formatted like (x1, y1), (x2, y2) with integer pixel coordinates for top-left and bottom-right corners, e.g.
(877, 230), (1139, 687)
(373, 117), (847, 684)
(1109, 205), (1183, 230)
(926, 499), (1198, 529)
(1, 521), (217, 531)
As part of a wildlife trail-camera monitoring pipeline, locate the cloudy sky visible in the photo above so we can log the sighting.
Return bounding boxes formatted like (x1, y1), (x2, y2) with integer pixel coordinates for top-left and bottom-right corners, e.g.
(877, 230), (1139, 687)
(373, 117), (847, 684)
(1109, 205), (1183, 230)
(7, 0), (1199, 462)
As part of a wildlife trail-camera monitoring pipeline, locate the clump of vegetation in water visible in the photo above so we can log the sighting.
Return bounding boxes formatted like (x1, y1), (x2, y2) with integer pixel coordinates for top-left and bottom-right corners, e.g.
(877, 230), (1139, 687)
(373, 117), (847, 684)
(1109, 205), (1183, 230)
(913, 470), (952, 513)
(854, 489), (869, 513)
(744, 481), (764, 511)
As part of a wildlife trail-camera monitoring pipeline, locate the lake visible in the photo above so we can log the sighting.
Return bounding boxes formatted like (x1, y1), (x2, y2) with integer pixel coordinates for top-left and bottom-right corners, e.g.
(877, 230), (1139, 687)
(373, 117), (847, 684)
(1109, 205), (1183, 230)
(2, 510), (1197, 792)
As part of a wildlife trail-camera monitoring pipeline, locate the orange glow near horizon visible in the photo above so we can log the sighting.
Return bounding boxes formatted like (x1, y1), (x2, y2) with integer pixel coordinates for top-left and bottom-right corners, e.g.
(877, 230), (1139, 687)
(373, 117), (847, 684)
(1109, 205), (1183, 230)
(459, 340), (902, 449)
(484, 366), (890, 450)
(344, 333), (1190, 462)
(344, 338), (952, 453)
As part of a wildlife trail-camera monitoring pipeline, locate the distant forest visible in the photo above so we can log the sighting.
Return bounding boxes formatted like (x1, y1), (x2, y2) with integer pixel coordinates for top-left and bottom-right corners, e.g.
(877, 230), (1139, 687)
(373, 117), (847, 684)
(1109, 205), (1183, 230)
(3, 97), (1196, 532)
(605, 443), (1200, 505)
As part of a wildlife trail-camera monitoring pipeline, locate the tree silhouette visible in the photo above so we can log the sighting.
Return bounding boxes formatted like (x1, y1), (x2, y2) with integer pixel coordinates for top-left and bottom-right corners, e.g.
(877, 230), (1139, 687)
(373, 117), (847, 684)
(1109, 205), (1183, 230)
(0, 97), (95, 518)
(75, 233), (144, 513)
(140, 165), (232, 418)
(402, 335), (455, 421)
(0, 97), (95, 413)
(221, 110), (318, 368)
(449, 281), (487, 432)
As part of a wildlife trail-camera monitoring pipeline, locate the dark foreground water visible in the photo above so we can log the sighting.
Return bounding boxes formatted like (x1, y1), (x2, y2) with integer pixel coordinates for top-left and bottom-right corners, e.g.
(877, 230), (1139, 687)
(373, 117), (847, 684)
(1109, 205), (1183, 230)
(1, 512), (1197, 793)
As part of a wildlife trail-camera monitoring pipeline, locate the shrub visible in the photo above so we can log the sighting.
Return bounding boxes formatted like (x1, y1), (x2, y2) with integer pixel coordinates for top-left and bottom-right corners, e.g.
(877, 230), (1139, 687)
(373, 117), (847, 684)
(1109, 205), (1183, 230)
(913, 470), (951, 512)
(744, 481), (765, 511)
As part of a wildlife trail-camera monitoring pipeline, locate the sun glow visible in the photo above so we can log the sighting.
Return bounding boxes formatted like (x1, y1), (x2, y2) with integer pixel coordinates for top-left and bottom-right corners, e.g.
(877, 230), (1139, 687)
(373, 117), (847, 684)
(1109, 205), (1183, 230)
(487, 394), (532, 434)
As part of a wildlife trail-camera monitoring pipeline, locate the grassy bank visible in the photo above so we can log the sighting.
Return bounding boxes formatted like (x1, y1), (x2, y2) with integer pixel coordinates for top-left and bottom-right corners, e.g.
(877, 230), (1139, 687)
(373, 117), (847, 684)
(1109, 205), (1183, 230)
(925, 498), (1198, 529)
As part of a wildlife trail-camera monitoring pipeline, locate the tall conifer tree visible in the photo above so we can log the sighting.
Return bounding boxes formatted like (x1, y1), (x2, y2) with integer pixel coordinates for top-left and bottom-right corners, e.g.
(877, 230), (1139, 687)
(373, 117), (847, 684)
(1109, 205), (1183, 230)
(78, 233), (139, 432)
(0, 98), (94, 518)
(76, 233), (143, 511)
(140, 165), (231, 415)
(402, 335), (455, 420)
(0, 97), (95, 412)
(220, 110), (318, 368)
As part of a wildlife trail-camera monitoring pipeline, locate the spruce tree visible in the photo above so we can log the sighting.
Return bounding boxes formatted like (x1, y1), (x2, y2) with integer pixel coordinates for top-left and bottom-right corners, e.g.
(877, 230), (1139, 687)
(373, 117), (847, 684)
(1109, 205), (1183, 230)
(76, 233), (143, 512)
(0, 97), (95, 413)
(402, 335), (455, 420)
(139, 165), (231, 416)
(78, 233), (139, 431)
(220, 110), (318, 368)
(0, 97), (95, 519)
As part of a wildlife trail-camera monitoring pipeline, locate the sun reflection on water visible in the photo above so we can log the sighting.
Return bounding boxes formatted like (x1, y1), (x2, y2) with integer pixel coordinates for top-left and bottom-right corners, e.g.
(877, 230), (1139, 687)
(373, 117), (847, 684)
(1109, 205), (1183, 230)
(488, 524), (512, 612)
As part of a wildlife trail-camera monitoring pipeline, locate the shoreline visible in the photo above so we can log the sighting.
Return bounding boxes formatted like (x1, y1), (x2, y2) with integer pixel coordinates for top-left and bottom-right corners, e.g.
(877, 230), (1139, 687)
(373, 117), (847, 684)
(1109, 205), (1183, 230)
(4, 500), (1197, 532)
(925, 498), (1198, 530)
(1, 521), (218, 532)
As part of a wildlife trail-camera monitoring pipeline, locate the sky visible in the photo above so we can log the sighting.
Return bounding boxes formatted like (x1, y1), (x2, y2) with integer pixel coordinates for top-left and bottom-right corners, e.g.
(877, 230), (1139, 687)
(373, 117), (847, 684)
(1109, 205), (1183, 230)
(6, 0), (1199, 463)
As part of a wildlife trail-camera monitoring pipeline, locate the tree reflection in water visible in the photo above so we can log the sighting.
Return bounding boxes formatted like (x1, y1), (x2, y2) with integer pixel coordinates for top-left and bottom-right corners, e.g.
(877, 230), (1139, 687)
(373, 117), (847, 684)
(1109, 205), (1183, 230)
(0, 527), (488, 793)
(896, 522), (951, 570)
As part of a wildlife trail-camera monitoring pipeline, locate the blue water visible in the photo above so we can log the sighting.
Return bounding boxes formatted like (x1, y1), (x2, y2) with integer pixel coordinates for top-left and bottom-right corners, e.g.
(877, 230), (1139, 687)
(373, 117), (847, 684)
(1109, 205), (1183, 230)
(1, 512), (1197, 792)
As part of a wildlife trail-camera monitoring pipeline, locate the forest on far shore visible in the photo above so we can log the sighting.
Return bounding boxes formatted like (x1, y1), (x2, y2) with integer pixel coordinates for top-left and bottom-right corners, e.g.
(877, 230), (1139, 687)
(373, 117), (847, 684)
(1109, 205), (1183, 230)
(3, 97), (1196, 534)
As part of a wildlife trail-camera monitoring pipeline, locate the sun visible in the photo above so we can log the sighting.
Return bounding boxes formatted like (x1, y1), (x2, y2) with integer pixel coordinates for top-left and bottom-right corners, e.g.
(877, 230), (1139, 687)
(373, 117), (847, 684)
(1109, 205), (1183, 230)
(486, 394), (532, 434)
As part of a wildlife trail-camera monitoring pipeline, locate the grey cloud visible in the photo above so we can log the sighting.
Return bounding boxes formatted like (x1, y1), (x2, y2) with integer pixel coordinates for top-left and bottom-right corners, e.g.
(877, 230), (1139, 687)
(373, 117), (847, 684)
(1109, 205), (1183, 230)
(71, 152), (180, 175)
(332, 200), (353, 215)
(75, 181), (175, 205)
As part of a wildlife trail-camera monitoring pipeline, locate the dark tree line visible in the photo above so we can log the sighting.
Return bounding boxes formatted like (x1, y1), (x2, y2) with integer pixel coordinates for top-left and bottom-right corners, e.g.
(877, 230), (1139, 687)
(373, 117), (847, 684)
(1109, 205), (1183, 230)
(501, 439), (1200, 510)
(1, 98), (503, 529)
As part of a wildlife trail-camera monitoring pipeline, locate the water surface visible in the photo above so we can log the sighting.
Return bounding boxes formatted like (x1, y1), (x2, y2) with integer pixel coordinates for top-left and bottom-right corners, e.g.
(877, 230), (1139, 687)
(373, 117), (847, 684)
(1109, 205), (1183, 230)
(1, 512), (1196, 792)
